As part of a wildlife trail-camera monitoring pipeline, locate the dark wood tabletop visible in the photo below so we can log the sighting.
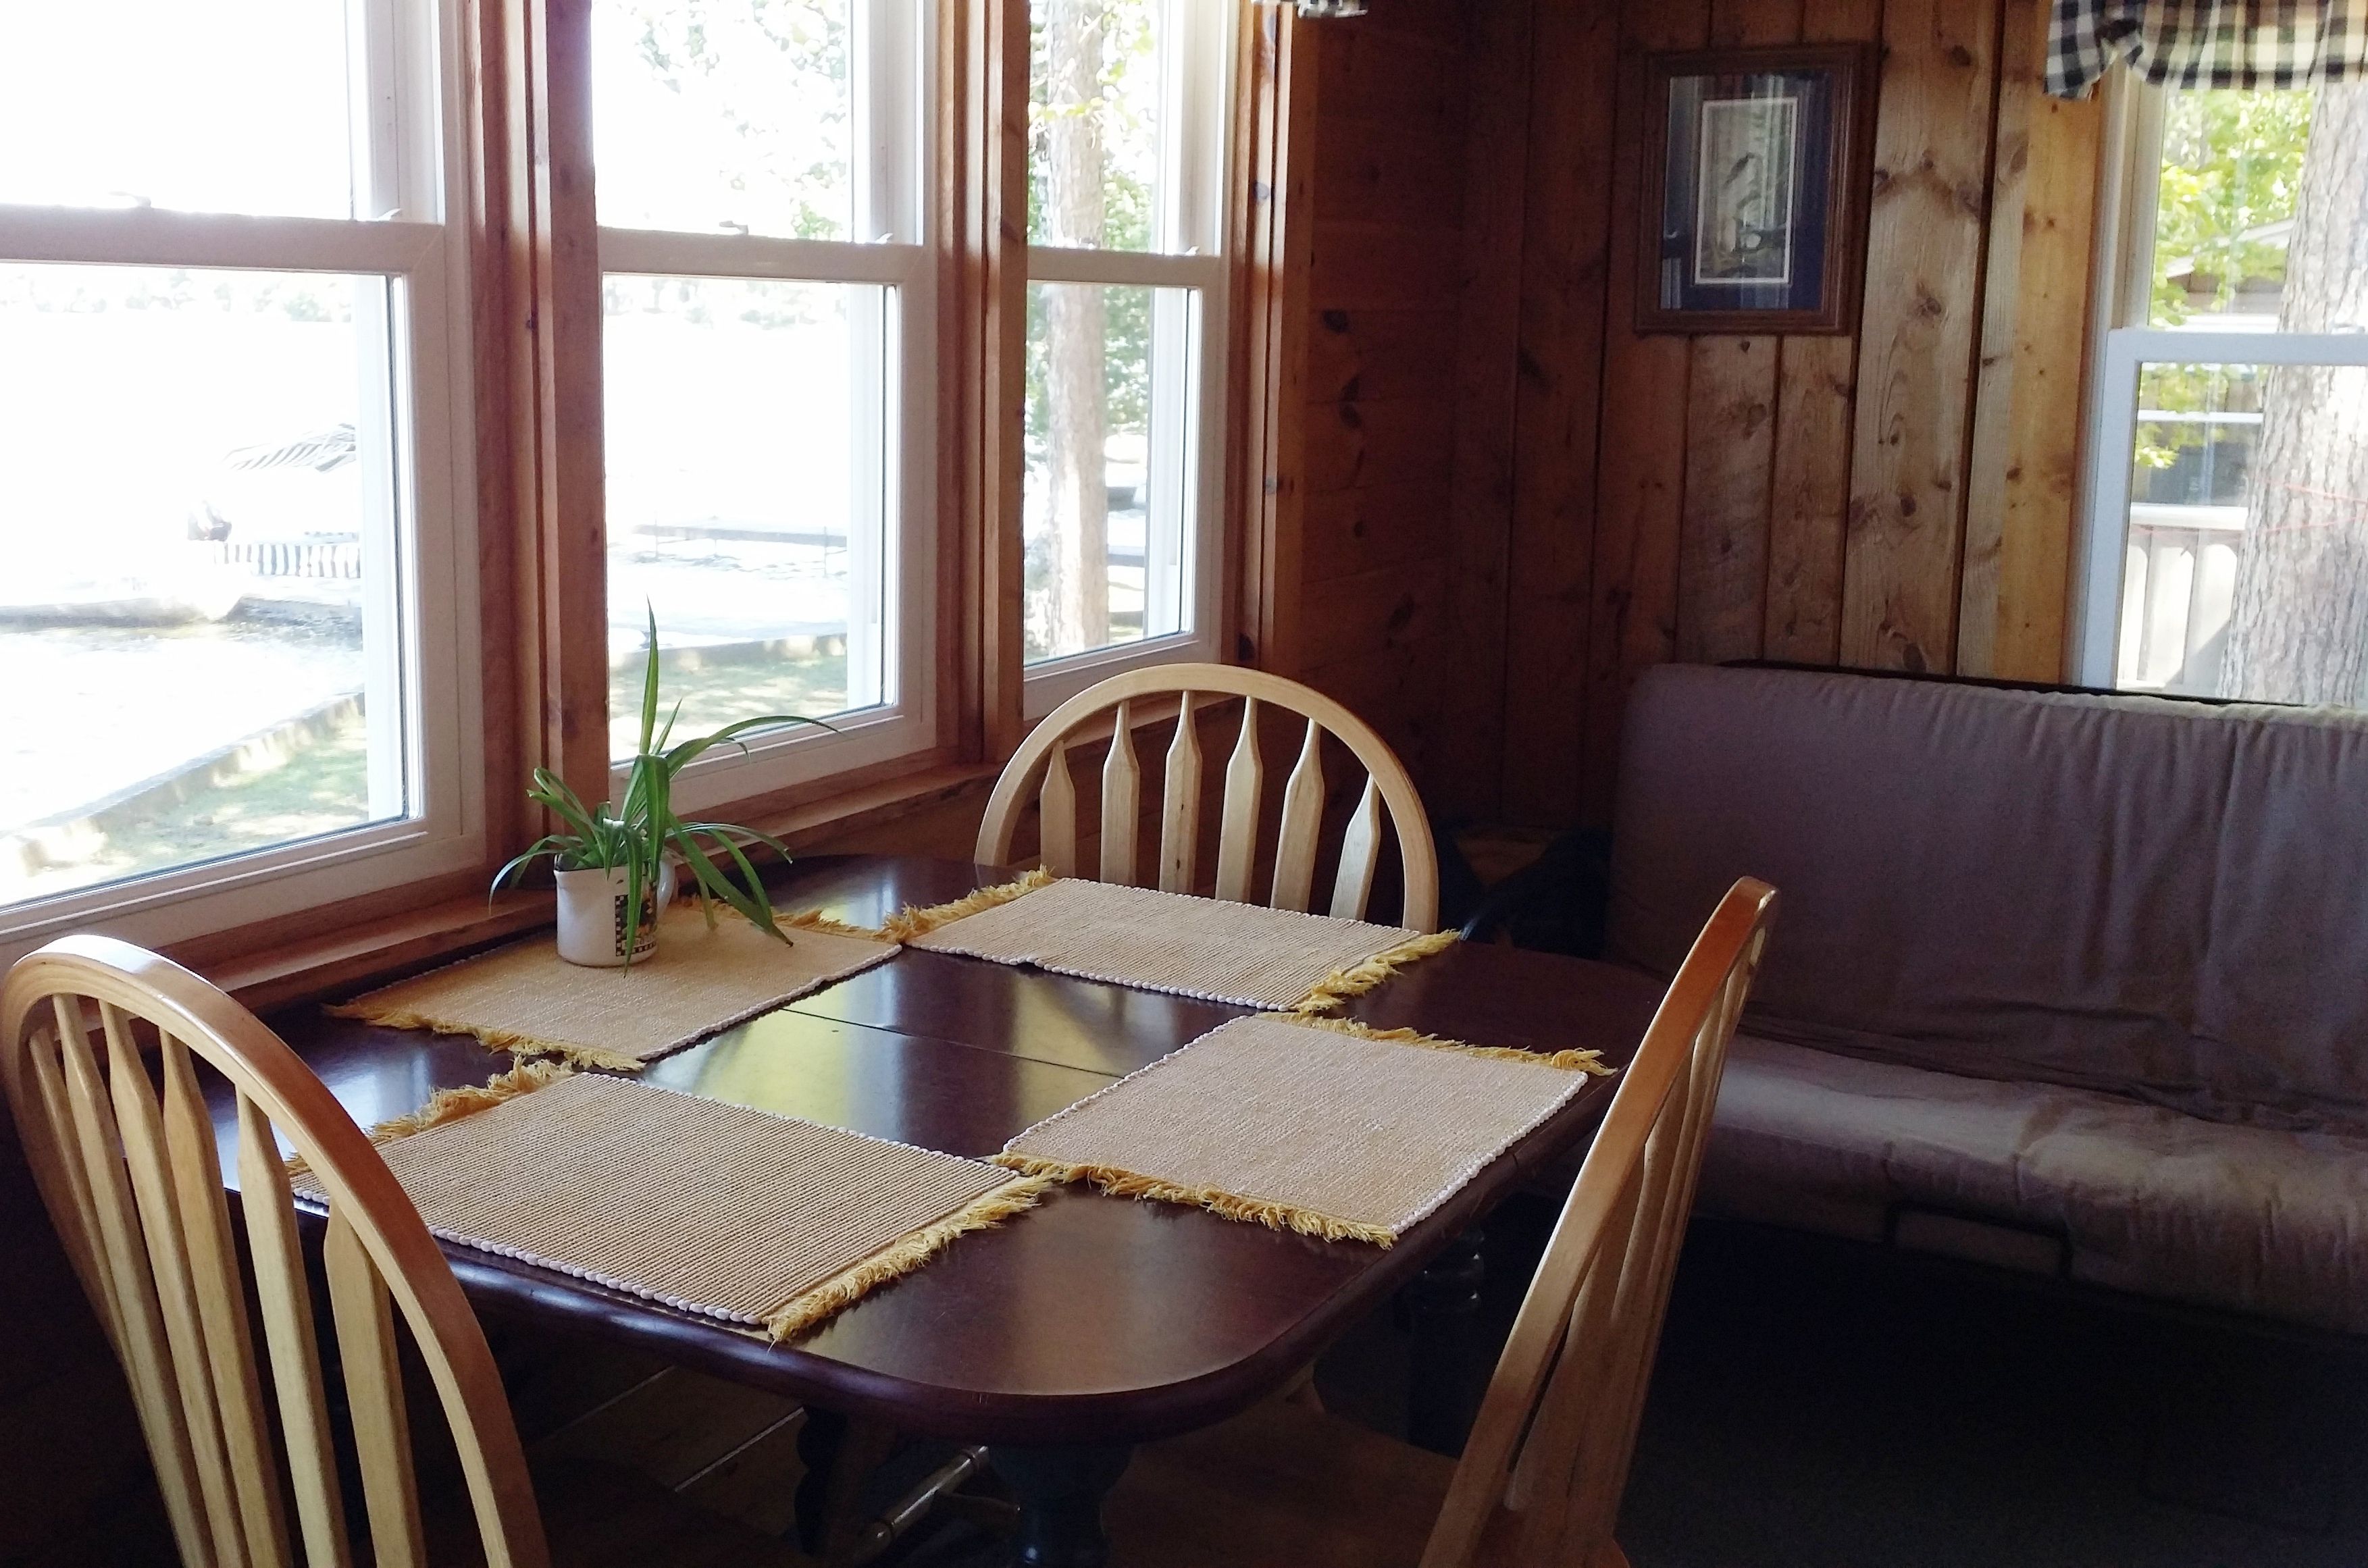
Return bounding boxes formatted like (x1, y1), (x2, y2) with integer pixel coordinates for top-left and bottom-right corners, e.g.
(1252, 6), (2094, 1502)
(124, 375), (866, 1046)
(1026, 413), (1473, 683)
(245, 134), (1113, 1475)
(234, 856), (1667, 1450)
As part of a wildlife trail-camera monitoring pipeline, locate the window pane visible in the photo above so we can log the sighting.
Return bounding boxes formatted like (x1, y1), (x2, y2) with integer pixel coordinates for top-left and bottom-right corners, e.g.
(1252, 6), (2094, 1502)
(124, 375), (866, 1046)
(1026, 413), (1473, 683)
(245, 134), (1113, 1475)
(592, 0), (856, 240)
(1029, 0), (1168, 252)
(2112, 359), (2368, 702)
(1024, 281), (1190, 663)
(0, 1), (358, 218)
(2149, 85), (2368, 332)
(604, 276), (890, 761)
(0, 265), (409, 908)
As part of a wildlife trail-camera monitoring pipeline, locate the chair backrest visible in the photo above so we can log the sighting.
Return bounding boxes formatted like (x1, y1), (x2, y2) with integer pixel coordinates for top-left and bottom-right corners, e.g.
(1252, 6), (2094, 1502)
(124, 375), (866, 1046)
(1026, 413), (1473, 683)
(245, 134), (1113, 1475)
(974, 663), (1441, 931)
(1, 935), (549, 1568)
(1422, 878), (1778, 1568)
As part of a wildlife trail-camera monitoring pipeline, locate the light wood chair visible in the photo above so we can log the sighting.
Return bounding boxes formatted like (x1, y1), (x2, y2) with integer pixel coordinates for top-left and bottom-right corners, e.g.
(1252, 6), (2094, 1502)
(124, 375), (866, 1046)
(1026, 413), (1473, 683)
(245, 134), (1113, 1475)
(0, 936), (801, 1568)
(975, 663), (1441, 931)
(1102, 877), (1780, 1568)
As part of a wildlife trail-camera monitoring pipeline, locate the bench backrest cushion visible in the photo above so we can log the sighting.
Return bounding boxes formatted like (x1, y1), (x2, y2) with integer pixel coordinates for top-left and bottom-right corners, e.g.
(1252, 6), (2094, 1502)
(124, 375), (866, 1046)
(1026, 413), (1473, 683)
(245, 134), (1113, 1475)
(1607, 664), (2368, 1134)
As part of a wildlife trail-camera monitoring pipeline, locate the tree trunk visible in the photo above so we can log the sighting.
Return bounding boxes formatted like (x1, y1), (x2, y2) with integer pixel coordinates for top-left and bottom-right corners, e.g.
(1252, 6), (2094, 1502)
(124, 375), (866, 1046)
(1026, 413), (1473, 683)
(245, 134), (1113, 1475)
(2217, 83), (2368, 704)
(1041, 0), (1110, 655)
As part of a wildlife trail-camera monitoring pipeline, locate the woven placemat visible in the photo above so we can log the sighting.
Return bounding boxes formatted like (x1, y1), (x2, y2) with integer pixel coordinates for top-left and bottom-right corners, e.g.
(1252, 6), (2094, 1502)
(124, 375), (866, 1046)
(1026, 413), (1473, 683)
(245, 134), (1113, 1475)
(994, 1015), (1610, 1245)
(903, 876), (1454, 1012)
(327, 908), (898, 1070)
(297, 1072), (1047, 1339)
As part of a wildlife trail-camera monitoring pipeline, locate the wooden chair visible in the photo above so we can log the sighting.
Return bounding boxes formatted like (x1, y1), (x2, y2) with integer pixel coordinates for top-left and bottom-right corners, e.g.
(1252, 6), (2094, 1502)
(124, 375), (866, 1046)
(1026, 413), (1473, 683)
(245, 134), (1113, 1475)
(975, 663), (1442, 931)
(0, 935), (799, 1568)
(1103, 877), (1780, 1568)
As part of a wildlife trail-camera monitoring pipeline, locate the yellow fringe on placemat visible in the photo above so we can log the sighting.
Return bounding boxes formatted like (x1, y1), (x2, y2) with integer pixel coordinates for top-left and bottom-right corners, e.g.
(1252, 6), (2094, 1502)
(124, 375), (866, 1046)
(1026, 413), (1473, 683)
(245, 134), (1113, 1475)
(989, 1151), (1397, 1248)
(289, 1060), (571, 1178)
(760, 1173), (1058, 1340)
(878, 865), (1058, 943)
(1287, 928), (1460, 1015)
(1277, 1013), (1614, 1076)
(321, 997), (647, 1074)
(781, 907), (894, 941)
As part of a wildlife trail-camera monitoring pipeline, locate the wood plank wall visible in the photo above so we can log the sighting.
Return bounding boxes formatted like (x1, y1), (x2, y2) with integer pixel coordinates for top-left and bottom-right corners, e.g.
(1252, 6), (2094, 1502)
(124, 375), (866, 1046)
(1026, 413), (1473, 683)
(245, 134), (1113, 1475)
(1265, 0), (1475, 802)
(1268, 0), (2105, 828)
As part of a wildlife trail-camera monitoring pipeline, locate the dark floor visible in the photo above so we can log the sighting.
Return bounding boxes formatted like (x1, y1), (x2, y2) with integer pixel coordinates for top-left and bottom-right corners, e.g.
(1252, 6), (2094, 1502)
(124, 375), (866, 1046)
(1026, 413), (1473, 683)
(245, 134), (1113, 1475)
(1314, 1203), (2368, 1568)
(26, 1203), (2368, 1566)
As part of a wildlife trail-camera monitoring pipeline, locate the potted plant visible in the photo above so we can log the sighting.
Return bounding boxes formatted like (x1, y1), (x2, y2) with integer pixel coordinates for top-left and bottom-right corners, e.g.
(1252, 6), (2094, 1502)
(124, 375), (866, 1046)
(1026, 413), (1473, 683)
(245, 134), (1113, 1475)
(494, 608), (828, 967)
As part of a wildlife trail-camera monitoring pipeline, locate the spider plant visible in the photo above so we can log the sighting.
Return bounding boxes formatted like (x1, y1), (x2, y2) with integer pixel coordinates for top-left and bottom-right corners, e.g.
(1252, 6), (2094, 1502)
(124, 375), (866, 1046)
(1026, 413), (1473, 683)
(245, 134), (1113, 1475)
(492, 607), (831, 964)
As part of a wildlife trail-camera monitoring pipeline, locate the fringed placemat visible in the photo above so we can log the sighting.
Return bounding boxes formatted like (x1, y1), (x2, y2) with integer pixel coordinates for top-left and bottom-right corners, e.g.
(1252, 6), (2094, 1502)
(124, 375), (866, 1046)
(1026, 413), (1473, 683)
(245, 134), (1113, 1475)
(900, 874), (1455, 1012)
(994, 1014), (1610, 1246)
(326, 907), (899, 1070)
(295, 1070), (1049, 1340)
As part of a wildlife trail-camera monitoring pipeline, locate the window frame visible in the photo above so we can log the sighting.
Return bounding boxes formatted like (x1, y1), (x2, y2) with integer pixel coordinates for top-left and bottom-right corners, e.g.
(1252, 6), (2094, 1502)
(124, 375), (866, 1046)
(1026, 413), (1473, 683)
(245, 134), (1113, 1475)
(0, 0), (1280, 984)
(1019, 0), (1237, 719)
(0, 0), (484, 963)
(2073, 77), (2368, 690)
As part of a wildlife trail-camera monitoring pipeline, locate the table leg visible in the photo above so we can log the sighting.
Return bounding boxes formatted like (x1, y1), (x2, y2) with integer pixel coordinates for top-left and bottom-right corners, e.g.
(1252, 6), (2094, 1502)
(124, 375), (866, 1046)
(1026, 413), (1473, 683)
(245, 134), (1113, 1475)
(986, 1443), (1133, 1568)
(1404, 1226), (1487, 1455)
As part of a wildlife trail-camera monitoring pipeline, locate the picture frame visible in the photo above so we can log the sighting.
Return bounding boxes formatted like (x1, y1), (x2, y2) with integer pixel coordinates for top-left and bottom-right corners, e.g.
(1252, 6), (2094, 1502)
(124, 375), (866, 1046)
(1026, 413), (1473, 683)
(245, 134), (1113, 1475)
(1637, 43), (1876, 336)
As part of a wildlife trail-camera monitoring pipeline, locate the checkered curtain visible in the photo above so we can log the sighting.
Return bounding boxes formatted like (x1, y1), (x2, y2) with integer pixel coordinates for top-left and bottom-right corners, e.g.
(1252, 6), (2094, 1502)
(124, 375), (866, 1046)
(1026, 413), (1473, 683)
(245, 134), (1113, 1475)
(2047, 0), (2368, 97)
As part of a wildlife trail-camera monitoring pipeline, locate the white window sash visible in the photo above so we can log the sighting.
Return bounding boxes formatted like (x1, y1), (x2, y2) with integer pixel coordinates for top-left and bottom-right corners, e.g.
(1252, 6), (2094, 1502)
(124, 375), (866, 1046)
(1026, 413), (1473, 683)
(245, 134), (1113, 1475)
(596, 3), (939, 811)
(0, 0), (481, 960)
(1017, 0), (1237, 714)
(2076, 327), (2368, 685)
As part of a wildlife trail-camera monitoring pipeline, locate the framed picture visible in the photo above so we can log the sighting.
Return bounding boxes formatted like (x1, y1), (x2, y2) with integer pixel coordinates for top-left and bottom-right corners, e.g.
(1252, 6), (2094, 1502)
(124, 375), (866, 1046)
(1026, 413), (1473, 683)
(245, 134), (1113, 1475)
(1637, 44), (1876, 336)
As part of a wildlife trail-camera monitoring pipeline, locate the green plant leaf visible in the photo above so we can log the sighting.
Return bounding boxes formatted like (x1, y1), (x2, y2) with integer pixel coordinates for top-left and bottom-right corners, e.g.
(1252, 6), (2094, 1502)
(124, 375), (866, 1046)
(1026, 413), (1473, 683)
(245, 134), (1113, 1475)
(638, 603), (663, 758)
(661, 713), (834, 775)
(675, 825), (788, 940)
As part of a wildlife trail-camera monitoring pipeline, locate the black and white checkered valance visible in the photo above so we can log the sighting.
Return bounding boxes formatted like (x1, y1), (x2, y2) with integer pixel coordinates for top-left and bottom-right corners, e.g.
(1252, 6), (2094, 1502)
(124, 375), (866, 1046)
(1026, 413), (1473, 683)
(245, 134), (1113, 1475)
(2047, 0), (2367, 98)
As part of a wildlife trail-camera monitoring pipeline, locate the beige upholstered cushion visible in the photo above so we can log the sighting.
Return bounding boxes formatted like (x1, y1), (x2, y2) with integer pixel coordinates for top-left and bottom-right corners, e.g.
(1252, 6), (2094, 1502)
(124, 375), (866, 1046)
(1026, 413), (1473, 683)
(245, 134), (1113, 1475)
(1702, 1035), (2368, 1334)
(1610, 664), (2368, 1135)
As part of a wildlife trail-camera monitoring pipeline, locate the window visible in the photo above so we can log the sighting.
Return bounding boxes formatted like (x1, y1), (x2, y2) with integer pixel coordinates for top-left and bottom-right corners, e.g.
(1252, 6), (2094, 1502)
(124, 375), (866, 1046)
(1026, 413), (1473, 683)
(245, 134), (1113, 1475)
(0, 1), (1256, 970)
(592, 0), (933, 812)
(1023, 0), (1232, 713)
(2080, 83), (2368, 703)
(0, 0), (478, 951)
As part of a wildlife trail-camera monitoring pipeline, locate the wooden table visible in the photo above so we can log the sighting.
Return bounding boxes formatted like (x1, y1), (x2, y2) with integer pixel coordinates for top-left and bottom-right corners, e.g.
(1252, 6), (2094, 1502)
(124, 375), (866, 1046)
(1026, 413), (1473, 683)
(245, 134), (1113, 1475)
(243, 856), (1666, 1564)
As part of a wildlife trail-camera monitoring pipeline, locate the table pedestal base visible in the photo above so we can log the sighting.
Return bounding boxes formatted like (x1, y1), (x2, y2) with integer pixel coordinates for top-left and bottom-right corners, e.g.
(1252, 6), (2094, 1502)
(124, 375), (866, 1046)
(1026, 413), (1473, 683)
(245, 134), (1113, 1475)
(987, 1442), (1134, 1568)
(1406, 1226), (1487, 1455)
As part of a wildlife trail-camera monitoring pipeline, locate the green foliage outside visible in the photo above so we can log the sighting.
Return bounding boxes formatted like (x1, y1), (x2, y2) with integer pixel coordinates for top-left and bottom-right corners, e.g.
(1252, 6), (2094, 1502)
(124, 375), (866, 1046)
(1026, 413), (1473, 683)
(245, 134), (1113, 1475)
(615, 0), (850, 242)
(1024, 3), (1158, 452)
(2136, 88), (2316, 472)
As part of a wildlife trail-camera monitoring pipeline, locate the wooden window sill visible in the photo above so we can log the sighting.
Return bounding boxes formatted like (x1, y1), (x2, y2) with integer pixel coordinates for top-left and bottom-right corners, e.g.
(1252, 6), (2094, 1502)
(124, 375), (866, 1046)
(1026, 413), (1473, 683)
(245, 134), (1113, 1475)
(193, 762), (1004, 1015)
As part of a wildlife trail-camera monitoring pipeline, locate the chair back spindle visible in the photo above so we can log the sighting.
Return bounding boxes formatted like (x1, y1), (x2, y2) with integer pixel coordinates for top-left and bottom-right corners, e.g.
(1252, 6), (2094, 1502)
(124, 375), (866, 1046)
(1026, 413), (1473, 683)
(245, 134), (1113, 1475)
(976, 664), (1439, 930)
(2, 936), (550, 1568)
(1420, 878), (1778, 1568)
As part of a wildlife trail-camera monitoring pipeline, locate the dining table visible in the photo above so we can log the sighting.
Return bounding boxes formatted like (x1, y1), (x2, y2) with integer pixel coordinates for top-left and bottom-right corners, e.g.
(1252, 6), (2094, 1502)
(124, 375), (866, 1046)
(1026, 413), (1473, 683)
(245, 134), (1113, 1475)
(228, 854), (1669, 1567)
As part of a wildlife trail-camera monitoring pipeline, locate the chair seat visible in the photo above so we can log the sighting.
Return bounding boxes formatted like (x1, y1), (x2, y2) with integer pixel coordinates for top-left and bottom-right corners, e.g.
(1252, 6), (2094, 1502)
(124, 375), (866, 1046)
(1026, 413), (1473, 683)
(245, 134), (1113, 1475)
(1104, 1399), (1454, 1568)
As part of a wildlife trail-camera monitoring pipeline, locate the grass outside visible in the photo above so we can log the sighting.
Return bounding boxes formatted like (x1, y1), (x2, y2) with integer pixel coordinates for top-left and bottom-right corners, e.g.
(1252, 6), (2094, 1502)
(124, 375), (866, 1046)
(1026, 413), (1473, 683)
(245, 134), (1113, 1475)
(7, 716), (372, 904)
(606, 648), (850, 760)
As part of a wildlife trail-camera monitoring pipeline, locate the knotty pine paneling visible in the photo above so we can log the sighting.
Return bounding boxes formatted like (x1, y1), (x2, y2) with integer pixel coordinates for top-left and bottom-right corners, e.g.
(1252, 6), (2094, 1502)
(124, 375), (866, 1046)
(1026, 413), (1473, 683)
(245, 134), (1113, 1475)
(1293, 3), (1472, 790)
(1265, 0), (2093, 831)
(1479, 0), (2082, 826)
(1836, 0), (2005, 673)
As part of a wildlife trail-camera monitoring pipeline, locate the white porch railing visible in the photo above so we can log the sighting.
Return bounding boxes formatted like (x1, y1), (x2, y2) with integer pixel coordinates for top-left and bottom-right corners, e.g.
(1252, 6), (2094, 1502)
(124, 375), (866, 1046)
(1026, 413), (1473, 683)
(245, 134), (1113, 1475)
(2116, 502), (2244, 696)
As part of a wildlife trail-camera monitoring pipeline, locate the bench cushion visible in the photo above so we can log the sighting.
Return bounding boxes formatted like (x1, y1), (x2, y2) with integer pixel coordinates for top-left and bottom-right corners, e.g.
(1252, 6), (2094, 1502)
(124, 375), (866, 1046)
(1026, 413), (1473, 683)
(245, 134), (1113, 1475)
(1703, 1035), (2368, 1334)
(1610, 664), (2368, 1135)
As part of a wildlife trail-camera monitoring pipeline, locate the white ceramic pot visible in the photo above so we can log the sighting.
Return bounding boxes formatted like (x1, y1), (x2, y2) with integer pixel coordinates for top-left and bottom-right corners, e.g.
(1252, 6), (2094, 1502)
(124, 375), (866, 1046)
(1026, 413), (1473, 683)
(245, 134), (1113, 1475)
(553, 862), (675, 968)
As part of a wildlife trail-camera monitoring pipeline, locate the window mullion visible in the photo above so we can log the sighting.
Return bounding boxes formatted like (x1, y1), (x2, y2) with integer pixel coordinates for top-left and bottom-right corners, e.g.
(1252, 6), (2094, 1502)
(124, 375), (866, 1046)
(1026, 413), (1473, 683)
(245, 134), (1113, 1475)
(0, 206), (441, 272)
(1025, 244), (1221, 288)
(595, 227), (922, 284)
